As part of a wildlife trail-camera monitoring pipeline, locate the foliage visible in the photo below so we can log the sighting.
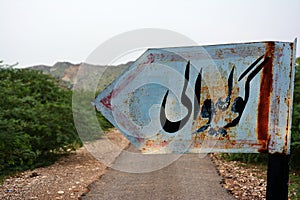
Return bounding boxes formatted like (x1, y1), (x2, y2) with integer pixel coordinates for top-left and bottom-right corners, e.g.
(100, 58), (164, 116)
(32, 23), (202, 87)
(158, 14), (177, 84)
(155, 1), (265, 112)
(0, 67), (81, 178)
(290, 57), (300, 170)
(221, 153), (268, 164)
(289, 171), (300, 200)
(72, 90), (113, 142)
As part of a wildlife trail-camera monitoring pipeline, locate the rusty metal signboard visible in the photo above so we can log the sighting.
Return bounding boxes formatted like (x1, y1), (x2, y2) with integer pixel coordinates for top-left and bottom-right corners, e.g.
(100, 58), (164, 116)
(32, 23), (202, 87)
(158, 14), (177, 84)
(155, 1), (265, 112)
(95, 40), (296, 155)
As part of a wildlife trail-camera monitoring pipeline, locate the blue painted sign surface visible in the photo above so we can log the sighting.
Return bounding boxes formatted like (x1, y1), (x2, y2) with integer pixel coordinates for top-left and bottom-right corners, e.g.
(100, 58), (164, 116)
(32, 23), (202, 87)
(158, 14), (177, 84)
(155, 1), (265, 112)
(95, 41), (296, 154)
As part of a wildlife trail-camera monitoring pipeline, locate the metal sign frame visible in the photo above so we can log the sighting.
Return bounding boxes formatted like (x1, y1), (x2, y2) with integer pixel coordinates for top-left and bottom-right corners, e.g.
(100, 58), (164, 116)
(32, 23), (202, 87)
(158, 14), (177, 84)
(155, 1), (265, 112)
(95, 40), (297, 155)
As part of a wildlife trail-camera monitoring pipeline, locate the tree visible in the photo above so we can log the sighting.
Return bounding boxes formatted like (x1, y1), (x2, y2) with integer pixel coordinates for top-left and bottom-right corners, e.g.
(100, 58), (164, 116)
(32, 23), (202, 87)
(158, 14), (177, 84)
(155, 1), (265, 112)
(0, 68), (80, 177)
(291, 57), (300, 169)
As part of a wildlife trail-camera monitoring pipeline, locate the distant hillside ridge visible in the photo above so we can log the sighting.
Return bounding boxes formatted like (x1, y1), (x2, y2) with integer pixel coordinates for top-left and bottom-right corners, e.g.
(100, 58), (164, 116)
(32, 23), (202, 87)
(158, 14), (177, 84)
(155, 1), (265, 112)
(27, 61), (133, 90)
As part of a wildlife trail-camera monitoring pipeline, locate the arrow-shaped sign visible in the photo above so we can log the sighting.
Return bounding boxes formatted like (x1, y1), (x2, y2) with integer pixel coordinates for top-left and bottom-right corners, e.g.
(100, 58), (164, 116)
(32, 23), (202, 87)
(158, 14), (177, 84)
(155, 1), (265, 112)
(94, 41), (296, 154)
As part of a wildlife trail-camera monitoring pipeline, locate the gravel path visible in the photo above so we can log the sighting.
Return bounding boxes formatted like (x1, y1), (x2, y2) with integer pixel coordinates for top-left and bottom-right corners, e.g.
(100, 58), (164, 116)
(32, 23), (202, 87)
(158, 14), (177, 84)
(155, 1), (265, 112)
(0, 129), (129, 200)
(211, 154), (267, 199)
(0, 129), (269, 200)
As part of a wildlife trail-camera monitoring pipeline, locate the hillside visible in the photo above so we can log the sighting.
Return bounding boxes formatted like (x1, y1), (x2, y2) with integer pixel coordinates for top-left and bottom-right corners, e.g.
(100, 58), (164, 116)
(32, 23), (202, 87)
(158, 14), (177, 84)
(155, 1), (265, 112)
(27, 61), (133, 91)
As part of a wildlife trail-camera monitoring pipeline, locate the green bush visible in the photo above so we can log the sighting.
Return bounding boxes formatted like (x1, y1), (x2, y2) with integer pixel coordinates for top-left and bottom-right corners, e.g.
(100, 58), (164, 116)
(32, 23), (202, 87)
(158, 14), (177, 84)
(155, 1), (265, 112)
(291, 57), (300, 170)
(72, 90), (113, 142)
(221, 153), (268, 164)
(0, 68), (81, 177)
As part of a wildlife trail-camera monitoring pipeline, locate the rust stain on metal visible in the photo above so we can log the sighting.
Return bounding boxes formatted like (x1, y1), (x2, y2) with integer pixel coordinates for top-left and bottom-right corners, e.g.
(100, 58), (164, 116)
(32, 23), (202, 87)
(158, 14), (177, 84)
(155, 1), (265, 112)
(94, 41), (296, 154)
(99, 91), (113, 110)
(144, 139), (168, 148)
(284, 132), (288, 154)
(257, 42), (274, 153)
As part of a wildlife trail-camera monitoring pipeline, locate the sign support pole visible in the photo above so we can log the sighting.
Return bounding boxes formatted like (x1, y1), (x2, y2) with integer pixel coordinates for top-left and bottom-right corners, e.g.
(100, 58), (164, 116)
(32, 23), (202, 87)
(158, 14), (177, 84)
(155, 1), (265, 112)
(266, 153), (290, 200)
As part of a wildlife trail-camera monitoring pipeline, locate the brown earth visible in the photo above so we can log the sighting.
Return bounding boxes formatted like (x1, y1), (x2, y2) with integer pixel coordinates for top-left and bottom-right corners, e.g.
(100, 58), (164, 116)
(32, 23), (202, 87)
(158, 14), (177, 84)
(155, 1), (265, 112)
(0, 129), (129, 200)
(211, 154), (267, 199)
(1, 129), (271, 200)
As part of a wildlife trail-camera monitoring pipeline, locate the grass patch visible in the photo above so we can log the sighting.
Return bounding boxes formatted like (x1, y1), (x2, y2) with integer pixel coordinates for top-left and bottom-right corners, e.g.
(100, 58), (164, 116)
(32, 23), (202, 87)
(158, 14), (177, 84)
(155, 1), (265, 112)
(289, 170), (300, 200)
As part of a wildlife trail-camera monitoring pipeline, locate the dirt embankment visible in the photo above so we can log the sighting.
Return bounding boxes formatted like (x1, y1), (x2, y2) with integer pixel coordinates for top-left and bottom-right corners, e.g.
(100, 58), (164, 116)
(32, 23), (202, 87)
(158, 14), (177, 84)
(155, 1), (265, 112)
(0, 129), (129, 200)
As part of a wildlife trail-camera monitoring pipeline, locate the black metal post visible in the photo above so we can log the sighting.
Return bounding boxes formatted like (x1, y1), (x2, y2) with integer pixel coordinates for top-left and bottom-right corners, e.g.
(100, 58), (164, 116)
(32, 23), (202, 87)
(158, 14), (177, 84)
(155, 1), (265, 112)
(266, 153), (290, 200)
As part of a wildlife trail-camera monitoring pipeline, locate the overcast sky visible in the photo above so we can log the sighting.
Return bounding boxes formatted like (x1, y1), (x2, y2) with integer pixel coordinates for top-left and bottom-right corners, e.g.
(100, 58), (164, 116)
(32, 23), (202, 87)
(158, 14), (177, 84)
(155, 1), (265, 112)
(1, 0), (299, 67)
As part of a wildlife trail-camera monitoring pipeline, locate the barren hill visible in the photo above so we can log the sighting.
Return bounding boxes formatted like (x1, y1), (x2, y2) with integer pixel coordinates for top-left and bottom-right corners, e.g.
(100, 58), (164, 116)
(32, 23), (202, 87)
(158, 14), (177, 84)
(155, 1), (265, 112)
(28, 61), (133, 90)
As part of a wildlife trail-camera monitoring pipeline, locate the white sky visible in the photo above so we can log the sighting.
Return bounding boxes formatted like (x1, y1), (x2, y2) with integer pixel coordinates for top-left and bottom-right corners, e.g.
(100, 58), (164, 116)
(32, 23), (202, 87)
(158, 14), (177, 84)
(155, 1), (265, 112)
(0, 0), (299, 67)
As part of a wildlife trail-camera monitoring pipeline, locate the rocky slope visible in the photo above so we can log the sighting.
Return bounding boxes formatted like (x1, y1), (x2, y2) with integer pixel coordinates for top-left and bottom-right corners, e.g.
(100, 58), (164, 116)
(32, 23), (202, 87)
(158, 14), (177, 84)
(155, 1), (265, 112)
(27, 61), (133, 90)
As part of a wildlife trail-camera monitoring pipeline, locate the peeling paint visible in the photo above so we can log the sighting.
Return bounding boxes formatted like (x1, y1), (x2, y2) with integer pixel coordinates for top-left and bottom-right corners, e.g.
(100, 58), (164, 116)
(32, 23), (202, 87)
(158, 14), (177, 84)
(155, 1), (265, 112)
(94, 41), (296, 155)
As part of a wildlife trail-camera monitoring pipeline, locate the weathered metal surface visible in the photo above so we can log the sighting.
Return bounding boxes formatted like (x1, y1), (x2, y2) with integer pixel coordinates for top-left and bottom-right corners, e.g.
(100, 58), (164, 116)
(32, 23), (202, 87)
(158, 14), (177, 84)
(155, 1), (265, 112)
(95, 40), (296, 154)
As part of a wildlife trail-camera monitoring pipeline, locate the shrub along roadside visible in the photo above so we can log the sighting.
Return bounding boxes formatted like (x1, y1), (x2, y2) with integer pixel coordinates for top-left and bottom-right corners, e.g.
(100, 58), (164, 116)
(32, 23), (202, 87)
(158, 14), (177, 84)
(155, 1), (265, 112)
(72, 90), (113, 142)
(0, 68), (81, 180)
